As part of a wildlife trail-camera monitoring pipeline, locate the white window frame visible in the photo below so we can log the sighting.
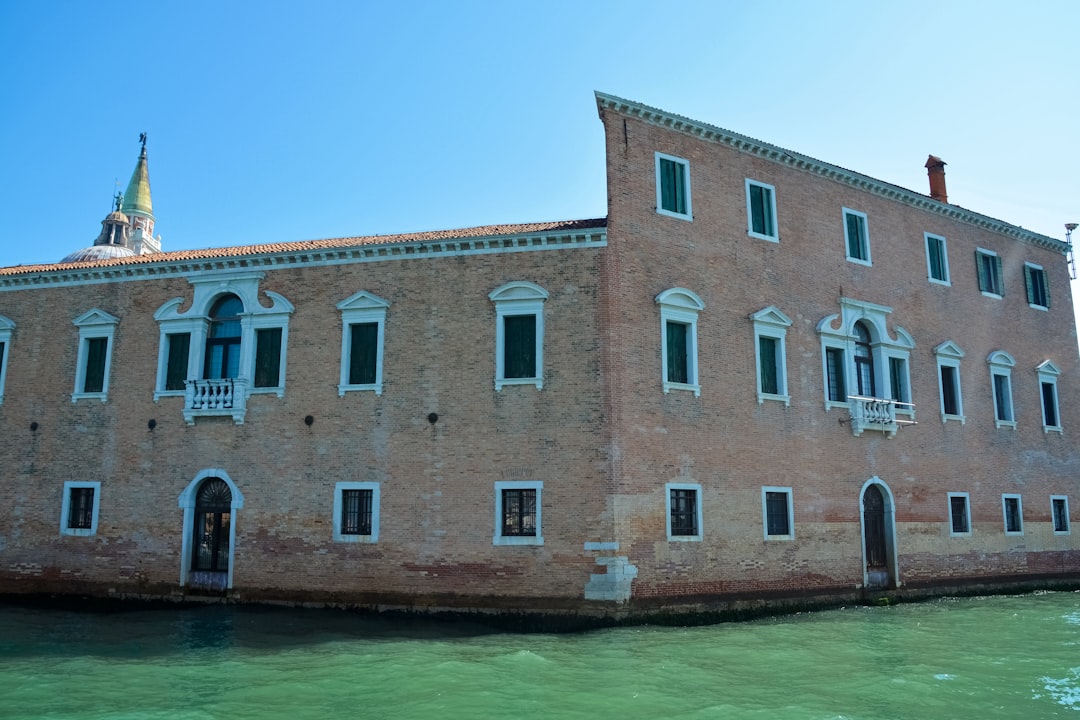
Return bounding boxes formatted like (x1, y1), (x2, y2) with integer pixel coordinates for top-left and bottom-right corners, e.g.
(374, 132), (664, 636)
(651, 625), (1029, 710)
(976, 247), (1004, 299)
(332, 481), (380, 543)
(762, 486), (795, 541)
(656, 288), (704, 396)
(655, 152), (692, 220)
(925, 232), (950, 285)
(336, 291), (390, 396)
(666, 482), (703, 542)
(948, 492), (972, 537)
(1024, 262), (1050, 310)
(842, 208), (871, 266)
(1052, 495), (1071, 535)
(745, 178), (779, 242)
(987, 350), (1016, 429)
(60, 481), (101, 537)
(1037, 360), (1062, 433)
(493, 480), (543, 546)
(153, 272), (294, 417)
(750, 306), (791, 405)
(0, 314), (13, 405)
(489, 281), (547, 391)
(72, 309), (119, 403)
(934, 341), (965, 424)
(1002, 493), (1024, 536)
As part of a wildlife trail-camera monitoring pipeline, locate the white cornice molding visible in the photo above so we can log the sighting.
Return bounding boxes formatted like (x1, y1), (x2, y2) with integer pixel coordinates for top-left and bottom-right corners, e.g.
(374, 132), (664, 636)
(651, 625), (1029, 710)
(595, 91), (1066, 255)
(0, 227), (607, 291)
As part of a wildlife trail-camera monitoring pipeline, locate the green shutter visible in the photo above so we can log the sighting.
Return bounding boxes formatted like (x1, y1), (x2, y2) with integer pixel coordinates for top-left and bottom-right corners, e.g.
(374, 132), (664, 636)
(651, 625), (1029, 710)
(504, 315), (536, 379)
(254, 327), (282, 388)
(994, 255), (1004, 295)
(1025, 265), (1035, 304)
(349, 323), (378, 385)
(666, 321), (688, 384)
(846, 213), (864, 259)
(165, 333), (190, 391)
(1044, 270), (1051, 308)
(659, 158), (687, 215)
(759, 336), (778, 394)
(83, 337), (108, 393)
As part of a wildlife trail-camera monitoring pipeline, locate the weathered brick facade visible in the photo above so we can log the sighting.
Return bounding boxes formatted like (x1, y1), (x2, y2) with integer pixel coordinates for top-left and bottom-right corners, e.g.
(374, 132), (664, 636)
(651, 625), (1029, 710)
(0, 93), (1076, 620)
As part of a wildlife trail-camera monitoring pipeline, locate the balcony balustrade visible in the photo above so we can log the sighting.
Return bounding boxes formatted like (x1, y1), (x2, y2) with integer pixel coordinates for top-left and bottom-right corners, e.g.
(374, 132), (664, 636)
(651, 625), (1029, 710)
(847, 395), (915, 437)
(183, 378), (248, 425)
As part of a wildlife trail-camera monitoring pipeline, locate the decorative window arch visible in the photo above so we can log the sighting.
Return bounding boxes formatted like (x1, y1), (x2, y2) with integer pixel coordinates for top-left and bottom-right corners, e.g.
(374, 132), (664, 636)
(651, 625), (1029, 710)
(935, 340), (965, 424)
(178, 468), (244, 589)
(656, 288), (704, 396)
(489, 281), (548, 391)
(1037, 360), (1062, 433)
(987, 350), (1016, 429)
(72, 309), (120, 403)
(750, 306), (791, 405)
(154, 271), (293, 424)
(337, 291), (390, 396)
(817, 298), (914, 434)
(0, 314), (13, 405)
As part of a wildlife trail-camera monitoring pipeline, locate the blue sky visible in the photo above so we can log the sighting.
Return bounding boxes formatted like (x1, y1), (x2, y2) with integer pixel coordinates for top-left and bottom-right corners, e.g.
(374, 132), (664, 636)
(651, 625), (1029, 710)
(1, 1), (1077, 278)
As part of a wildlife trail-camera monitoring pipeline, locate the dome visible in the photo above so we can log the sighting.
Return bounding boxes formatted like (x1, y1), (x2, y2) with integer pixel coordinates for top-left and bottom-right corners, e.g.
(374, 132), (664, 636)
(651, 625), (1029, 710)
(61, 245), (138, 263)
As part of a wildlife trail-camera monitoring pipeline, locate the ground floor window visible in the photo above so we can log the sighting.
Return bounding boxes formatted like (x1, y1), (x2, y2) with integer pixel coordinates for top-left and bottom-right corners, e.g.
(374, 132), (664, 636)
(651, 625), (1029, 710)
(762, 487), (794, 540)
(60, 481), (101, 537)
(948, 492), (971, 536)
(1002, 494), (1023, 535)
(333, 482), (380, 542)
(1052, 496), (1070, 534)
(666, 483), (702, 541)
(493, 481), (543, 546)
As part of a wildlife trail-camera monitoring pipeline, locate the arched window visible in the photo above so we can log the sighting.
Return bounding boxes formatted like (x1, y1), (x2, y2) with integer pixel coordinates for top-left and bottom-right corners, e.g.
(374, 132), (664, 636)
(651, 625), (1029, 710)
(205, 295), (243, 379)
(853, 321), (875, 397)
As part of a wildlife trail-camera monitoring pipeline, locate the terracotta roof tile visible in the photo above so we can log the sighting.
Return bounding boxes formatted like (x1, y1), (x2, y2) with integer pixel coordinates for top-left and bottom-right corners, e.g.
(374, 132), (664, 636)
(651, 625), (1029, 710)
(0, 218), (608, 276)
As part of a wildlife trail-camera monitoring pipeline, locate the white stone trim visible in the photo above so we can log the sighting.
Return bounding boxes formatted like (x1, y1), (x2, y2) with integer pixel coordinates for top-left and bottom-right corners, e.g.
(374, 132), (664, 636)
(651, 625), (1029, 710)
(59, 481), (101, 537)
(976, 247), (1004, 299)
(947, 492), (972, 537)
(842, 207), (871, 266)
(0, 314), (13, 405)
(1037, 360), (1062, 433)
(745, 178), (779, 242)
(336, 291), (390, 396)
(332, 482), (381, 543)
(489, 281), (547, 391)
(934, 341), (966, 424)
(654, 152), (692, 220)
(493, 480), (543, 546)
(762, 486), (794, 541)
(750, 306), (791, 405)
(656, 288), (703, 396)
(665, 482), (703, 542)
(1025, 262), (1050, 310)
(1002, 493), (1024, 536)
(71, 309), (119, 403)
(177, 469), (244, 589)
(924, 232), (951, 286)
(1051, 495), (1071, 535)
(987, 350), (1016, 429)
(859, 477), (901, 588)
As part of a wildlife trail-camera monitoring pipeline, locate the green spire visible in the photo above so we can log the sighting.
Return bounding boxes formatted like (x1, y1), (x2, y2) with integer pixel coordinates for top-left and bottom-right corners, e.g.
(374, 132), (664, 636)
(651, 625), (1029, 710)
(121, 133), (153, 220)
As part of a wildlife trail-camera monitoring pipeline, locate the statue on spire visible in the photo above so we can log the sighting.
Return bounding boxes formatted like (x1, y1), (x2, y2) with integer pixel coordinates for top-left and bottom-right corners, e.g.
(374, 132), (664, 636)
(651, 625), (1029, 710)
(114, 192), (123, 212)
(139, 132), (147, 151)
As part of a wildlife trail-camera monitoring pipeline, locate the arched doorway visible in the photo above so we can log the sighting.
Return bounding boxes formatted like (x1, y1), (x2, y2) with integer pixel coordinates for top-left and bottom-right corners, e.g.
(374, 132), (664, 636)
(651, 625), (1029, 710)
(860, 478), (899, 589)
(179, 469), (244, 591)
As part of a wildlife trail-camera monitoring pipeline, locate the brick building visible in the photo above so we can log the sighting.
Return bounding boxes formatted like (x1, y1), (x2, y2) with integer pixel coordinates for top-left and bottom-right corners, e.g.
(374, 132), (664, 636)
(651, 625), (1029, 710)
(0, 93), (1076, 619)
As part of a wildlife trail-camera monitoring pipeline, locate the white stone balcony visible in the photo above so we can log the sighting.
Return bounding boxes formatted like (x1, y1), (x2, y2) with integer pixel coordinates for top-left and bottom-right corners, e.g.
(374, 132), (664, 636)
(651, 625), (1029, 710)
(183, 378), (248, 425)
(848, 395), (915, 437)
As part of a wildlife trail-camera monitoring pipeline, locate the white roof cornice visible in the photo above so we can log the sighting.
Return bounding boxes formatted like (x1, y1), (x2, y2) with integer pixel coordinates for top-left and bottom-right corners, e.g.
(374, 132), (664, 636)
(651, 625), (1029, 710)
(595, 92), (1066, 254)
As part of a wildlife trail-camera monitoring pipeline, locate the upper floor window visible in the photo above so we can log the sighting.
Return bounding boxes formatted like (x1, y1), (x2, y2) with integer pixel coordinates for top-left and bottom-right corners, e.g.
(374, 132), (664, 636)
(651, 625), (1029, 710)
(656, 288), (704, 396)
(1024, 263), (1050, 309)
(1037, 360), (1062, 433)
(489, 282), (547, 391)
(72, 309), (119, 403)
(60, 481), (101, 537)
(655, 152), (692, 220)
(925, 233), (950, 285)
(154, 271), (293, 424)
(750, 306), (792, 405)
(934, 341), (965, 424)
(987, 351), (1016, 429)
(976, 248), (1004, 298)
(746, 179), (778, 241)
(494, 480), (543, 546)
(337, 291), (390, 396)
(0, 314), (13, 405)
(843, 208), (871, 265)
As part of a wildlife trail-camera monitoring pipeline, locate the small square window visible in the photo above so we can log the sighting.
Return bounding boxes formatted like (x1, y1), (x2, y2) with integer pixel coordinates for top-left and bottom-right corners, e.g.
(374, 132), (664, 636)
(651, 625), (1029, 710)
(762, 487), (794, 541)
(494, 481), (543, 546)
(948, 493), (971, 536)
(1052, 496), (1070, 534)
(655, 152), (692, 220)
(332, 482), (380, 543)
(746, 179), (778, 241)
(1002, 494), (1023, 535)
(976, 248), (1004, 297)
(843, 209), (871, 265)
(1025, 263), (1050, 309)
(60, 481), (101, 537)
(925, 233), (950, 285)
(666, 483), (703, 541)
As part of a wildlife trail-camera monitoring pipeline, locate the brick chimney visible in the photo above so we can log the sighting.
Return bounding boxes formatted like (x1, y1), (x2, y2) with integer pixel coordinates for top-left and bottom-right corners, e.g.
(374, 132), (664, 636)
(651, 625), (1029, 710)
(925, 155), (947, 203)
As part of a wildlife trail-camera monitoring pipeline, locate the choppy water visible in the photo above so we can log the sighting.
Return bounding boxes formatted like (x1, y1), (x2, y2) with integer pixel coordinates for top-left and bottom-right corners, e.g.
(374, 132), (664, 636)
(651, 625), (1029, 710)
(2, 592), (1080, 719)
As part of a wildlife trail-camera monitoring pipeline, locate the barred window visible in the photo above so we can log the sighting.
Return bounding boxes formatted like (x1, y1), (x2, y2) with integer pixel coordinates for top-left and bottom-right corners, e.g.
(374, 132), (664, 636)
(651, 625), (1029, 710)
(340, 489), (373, 536)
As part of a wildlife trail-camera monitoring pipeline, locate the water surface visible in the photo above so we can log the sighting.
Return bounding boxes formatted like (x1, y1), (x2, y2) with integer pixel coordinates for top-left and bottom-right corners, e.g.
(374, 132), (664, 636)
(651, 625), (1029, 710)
(2, 592), (1079, 719)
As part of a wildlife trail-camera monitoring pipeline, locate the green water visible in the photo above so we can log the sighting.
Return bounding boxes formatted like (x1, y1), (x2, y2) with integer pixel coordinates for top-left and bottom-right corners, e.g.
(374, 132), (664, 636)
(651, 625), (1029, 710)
(2, 593), (1080, 719)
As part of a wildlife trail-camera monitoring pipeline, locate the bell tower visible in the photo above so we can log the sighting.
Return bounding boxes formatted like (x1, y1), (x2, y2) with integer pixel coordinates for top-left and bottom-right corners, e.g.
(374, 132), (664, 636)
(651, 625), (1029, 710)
(120, 133), (161, 254)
